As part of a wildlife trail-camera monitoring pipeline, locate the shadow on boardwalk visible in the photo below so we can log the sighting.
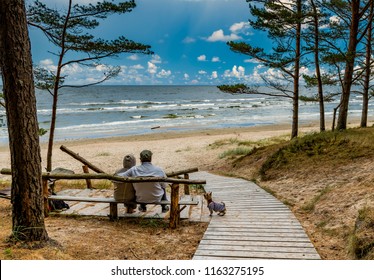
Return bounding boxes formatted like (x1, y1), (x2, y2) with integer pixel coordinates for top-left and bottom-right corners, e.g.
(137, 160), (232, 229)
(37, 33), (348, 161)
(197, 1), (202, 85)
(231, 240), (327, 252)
(191, 171), (320, 260)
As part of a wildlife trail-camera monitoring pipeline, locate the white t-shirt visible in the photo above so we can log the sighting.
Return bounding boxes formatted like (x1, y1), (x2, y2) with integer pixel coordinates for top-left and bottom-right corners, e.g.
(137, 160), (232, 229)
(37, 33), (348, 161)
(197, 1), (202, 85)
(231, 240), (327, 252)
(118, 162), (166, 203)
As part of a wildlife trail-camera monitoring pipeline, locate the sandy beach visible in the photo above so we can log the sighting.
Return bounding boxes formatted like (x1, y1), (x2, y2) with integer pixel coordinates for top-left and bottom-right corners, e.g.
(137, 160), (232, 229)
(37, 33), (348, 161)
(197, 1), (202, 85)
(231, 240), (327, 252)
(1, 122), (322, 177)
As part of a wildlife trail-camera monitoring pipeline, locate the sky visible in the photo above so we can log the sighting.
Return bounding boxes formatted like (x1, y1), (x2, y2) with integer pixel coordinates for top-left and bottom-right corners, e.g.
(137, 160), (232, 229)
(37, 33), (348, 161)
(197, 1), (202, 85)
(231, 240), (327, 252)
(28, 0), (280, 86)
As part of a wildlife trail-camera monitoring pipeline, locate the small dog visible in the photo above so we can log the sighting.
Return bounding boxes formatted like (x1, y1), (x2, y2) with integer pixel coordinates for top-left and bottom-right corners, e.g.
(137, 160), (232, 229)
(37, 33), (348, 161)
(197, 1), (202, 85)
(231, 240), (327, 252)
(203, 191), (226, 216)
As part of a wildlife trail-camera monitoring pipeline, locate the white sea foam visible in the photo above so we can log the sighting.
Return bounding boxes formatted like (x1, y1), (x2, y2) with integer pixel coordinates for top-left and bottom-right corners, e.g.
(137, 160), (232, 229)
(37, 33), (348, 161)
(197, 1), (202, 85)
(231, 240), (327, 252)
(3, 85), (366, 143)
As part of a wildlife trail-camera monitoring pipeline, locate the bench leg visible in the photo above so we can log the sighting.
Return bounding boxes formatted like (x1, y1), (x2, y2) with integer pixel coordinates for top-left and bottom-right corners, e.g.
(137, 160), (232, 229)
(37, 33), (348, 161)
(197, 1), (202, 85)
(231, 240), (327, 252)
(43, 179), (49, 217)
(169, 183), (180, 229)
(109, 202), (118, 221)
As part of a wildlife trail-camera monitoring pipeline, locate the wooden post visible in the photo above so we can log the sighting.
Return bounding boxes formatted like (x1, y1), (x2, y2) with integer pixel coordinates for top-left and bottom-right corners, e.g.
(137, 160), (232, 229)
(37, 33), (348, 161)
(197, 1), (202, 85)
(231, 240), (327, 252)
(109, 202), (118, 221)
(82, 165), (93, 189)
(183, 173), (190, 195)
(169, 183), (180, 229)
(43, 178), (49, 217)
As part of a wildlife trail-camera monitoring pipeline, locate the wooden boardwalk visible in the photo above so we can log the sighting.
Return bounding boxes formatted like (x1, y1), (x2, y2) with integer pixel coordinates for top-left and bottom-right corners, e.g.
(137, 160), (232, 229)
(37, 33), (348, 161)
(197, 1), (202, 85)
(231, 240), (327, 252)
(190, 172), (320, 260)
(47, 171), (320, 259)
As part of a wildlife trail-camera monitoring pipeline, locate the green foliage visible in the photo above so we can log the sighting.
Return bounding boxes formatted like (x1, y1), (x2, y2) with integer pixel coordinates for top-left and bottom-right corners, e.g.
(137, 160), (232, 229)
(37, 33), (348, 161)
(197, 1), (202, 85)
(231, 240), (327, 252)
(259, 128), (374, 178)
(0, 92), (5, 108)
(301, 186), (333, 212)
(217, 84), (248, 94)
(219, 147), (253, 159)
(3, 248), (13, 259)
(213, 135), (289, 162)
(209, 138), (241, 149)
(299, 93), (336, 102)
(38, 128), (48, 136)
(163, 113), (178, 119)
(138, 217), (167, 229)
(33, 67), (59, 92)
(8, 226), (37, 242)
(302, 73), (338, 88)
(349, 207), (374, 259)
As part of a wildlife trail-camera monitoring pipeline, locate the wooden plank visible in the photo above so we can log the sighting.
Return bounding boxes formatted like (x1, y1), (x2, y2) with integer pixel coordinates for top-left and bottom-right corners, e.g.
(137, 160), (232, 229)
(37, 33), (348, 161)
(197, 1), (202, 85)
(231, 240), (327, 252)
(201, 234), (312, 243)
(193, 256), (258, 260)
(207, 226), (304, 232)
(196, 244), (319, 254)
(205, 226), (307, 233)
(208, 223), (302, 228)
(199, 239), (316, 248)
(203, 231), (308, 238)
(193, 250), (320, 260)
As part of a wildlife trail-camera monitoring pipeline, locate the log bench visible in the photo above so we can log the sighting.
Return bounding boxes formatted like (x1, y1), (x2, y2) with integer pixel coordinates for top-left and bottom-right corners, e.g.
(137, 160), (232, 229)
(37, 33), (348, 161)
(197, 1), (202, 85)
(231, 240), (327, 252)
(48, 195), (199, 221)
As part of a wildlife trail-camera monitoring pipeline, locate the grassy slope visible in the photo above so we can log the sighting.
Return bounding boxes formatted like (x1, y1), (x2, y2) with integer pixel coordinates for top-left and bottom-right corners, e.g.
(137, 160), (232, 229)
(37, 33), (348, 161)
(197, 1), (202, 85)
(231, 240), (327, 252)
(212, 127), (374, 260)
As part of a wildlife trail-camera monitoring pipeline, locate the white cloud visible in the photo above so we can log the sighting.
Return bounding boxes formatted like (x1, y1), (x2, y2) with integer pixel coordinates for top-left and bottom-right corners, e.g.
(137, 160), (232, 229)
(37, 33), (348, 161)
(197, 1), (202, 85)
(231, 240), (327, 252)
(206, 21), (251, 43)
(130, 64), (144, 70)
(94, 64), (110, 72)
(147, 62), (158, 75)
(198, 70), (207, 75)
(183, 36), (196, 43)
(224, 65), (245, 79)
(250, 64), (284, 83)
(211, 71), (218, 79)
(127, 54), (139, 61)
(184, 73), (190, 80)
(206, 29), (241, 42)
(40, 58), (54, 66)
(39, 59), (56, 71)
(230, 22), (248, 33)
(150, 54), (162, 64)
(244, 58), (261, 63)
(212, 56), (220, 62)
(157, 69), (172, 78)
(197, 54), (207, 61)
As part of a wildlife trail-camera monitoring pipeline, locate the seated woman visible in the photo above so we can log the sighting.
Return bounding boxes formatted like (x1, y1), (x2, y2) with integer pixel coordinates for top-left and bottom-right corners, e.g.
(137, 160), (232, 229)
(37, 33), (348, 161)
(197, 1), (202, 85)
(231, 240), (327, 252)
(113, 154), (137, 213)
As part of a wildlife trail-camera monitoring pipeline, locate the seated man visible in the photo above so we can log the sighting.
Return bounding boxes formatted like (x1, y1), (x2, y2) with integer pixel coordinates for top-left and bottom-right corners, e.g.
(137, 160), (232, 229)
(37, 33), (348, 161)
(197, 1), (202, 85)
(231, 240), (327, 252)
(113, 154), (137, 213)
(117, 150), (169, 213)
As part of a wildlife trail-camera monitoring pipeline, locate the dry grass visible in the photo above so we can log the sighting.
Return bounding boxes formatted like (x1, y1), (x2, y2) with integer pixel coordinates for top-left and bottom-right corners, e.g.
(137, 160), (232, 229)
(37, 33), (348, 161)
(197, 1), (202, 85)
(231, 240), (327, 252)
(0, 198), (208, 260)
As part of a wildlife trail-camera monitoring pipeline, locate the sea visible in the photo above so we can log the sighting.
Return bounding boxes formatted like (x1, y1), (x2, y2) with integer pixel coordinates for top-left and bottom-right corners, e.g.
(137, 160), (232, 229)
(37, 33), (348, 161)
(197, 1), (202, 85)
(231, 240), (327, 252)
(0, 85), (371, 144)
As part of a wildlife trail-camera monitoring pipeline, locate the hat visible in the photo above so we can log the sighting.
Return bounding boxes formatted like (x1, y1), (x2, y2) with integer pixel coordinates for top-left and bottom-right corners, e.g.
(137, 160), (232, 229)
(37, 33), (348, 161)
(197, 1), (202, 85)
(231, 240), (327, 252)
(140, 150), (153, 162)
(123, 154), (136, 168)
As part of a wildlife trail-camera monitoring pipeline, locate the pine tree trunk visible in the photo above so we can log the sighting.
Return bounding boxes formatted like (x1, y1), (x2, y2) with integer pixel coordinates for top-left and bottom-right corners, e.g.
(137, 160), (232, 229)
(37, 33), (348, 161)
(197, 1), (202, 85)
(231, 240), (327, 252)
(291, 0), (302, 139)
(0, 0), (49, 242)
(337, 0), (360, 130)
(46, 0), (73, 172)
(311, 0), (325, 132)
(361, 2), (373, 128)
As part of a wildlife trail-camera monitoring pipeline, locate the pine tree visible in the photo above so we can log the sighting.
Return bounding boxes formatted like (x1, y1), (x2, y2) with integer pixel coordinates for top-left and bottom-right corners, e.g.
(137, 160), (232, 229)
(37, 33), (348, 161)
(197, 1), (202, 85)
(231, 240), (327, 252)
(27, 0), (153, 171)
(219, 0), (306, 139)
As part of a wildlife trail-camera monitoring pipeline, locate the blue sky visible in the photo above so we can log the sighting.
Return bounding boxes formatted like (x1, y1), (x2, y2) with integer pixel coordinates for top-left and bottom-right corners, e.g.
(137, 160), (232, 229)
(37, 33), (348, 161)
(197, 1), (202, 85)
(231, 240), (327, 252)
(29, 0), (290, 85)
